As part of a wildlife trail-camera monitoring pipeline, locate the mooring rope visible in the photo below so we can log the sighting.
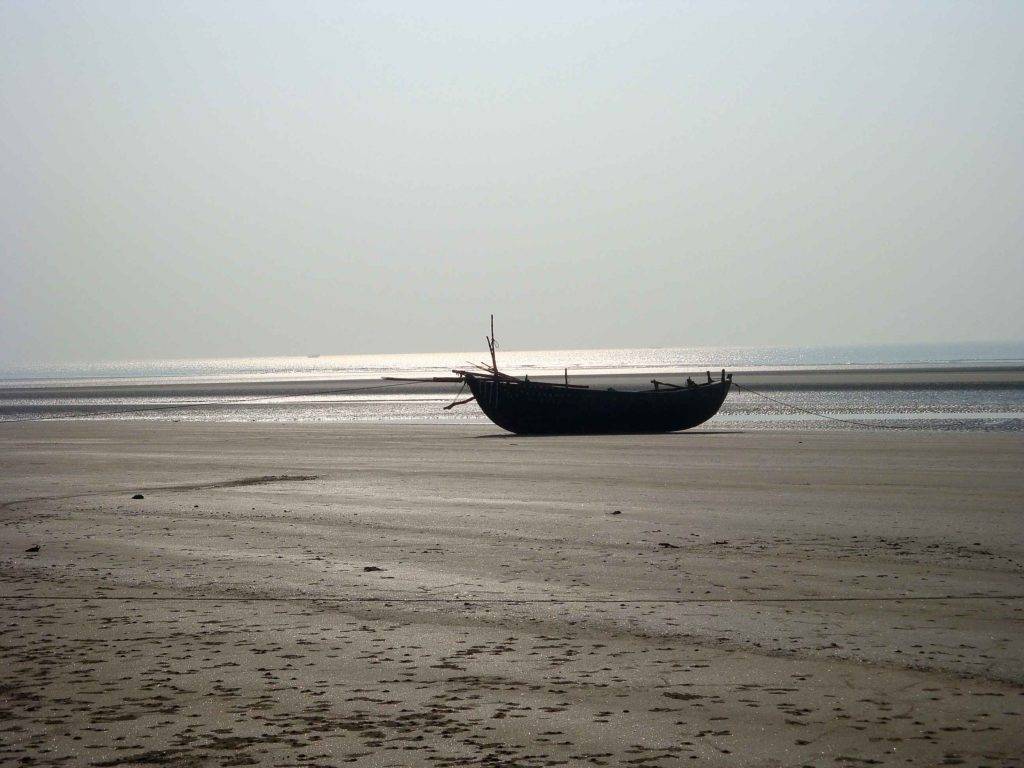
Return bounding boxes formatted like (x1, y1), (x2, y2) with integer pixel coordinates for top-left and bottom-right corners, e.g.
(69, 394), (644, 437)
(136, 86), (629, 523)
(442, 378), (473, 411)
(0, 380), (426, 424)
(730, 381), (903, 429)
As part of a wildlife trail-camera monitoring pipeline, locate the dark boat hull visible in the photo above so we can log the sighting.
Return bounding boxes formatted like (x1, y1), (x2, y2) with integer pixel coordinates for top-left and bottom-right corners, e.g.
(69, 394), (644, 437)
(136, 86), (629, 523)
(465, 376), (731, 435)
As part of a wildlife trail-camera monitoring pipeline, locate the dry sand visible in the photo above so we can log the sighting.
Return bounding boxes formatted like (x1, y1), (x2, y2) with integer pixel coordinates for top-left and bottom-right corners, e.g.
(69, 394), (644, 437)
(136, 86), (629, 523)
(1, 422), (1022, 767)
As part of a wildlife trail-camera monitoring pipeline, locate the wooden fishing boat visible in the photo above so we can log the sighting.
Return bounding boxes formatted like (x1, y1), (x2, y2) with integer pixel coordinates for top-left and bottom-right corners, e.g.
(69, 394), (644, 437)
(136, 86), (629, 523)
(459, 370), (731, 435)
(387, 318), (731, 435)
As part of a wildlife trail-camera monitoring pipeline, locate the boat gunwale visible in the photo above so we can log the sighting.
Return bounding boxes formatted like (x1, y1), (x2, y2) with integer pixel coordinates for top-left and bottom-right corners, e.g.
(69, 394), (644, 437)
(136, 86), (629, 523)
(453, 369), (727, 396)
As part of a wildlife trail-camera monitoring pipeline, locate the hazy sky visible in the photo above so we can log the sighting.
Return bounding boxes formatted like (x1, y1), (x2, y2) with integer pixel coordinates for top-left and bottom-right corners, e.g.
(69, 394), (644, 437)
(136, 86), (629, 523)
(2, 1), (1022, 363)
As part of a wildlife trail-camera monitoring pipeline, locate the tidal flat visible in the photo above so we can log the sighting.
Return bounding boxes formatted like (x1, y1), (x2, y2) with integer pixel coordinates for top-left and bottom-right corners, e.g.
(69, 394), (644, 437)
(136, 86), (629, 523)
(1, 422), (1022, 766)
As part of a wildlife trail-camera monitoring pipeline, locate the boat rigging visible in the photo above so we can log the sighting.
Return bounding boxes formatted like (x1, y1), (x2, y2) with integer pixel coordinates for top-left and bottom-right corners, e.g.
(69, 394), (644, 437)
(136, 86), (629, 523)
(386, 316), (732, 435)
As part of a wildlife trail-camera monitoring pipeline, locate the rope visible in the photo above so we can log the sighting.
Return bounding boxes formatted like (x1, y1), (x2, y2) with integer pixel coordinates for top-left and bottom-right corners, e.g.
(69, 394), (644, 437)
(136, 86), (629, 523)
(442, 378), (469, 410)
(731, 381), (902, 429)
(0, 380), (425, 424)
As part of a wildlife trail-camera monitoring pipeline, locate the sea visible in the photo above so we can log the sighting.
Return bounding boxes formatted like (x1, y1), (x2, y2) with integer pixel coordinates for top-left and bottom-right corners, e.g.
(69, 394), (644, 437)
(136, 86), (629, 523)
(1, 341), (1023, 431)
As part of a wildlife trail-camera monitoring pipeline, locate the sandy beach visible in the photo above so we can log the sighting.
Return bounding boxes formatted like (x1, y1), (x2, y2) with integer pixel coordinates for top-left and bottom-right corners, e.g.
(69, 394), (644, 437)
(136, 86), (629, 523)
(2, 422), (1022, 766)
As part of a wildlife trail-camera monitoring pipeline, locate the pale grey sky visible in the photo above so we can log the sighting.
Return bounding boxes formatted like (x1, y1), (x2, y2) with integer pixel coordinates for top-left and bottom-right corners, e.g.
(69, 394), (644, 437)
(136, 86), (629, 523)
(2, 1), (1022, 363)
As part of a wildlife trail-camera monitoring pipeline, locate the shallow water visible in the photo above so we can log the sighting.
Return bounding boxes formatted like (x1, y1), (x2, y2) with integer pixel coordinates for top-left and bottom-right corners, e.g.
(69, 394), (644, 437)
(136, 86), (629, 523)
(3, 385), (1022, 432)
(4, 340), (1023, 386)
(2, 342), (1023, 430)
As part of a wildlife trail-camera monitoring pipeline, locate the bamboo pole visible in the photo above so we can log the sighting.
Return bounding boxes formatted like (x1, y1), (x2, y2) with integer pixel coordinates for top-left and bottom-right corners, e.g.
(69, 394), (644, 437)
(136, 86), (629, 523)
(487, 314), (498, 376)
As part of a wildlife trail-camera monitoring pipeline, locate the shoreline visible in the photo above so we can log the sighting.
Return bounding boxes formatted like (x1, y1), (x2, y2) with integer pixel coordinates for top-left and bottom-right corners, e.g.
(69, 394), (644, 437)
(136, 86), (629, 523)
(3, 362), (1024, 399)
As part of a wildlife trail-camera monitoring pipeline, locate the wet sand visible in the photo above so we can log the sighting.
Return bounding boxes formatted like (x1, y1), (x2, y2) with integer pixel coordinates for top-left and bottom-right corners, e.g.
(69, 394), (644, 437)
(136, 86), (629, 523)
(1, 422), (1022, 766)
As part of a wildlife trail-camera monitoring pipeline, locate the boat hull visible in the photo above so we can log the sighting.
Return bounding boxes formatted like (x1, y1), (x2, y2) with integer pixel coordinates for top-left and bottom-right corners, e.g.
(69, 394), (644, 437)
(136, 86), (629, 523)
(465, 376), (731, 435)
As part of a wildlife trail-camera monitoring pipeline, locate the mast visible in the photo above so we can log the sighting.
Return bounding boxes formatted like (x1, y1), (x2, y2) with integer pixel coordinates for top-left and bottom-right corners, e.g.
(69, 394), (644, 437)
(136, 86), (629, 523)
(486, 314), (498, 377)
